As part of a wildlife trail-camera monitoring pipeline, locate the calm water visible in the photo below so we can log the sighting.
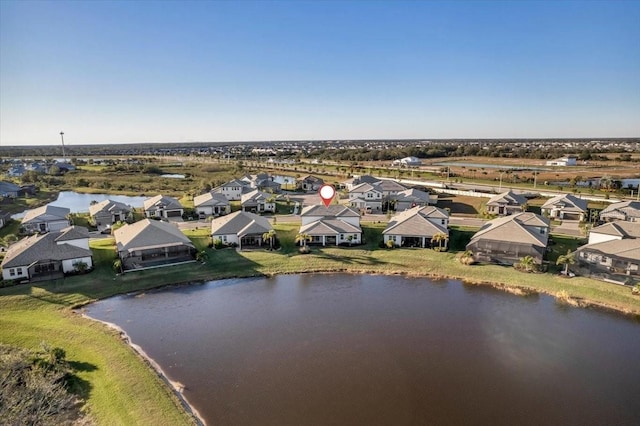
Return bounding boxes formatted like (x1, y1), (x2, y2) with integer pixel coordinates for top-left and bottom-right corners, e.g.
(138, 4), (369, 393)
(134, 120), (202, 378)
(12, 191), (148, 219)
(85, 274), (640, 426)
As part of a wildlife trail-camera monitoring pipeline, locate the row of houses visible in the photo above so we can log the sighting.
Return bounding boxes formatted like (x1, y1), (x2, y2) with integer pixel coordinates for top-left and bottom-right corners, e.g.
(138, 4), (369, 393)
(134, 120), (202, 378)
(345, 175), (437, 212)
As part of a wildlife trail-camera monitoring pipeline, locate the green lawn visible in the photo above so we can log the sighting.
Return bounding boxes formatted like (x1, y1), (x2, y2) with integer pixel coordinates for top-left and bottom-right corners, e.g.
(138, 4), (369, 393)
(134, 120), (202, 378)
(1, 223), (639, 424)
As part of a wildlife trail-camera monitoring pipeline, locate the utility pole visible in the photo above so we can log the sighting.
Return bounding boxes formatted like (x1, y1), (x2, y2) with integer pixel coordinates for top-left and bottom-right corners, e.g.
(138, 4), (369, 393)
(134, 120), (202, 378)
(60, 131), (66, 161)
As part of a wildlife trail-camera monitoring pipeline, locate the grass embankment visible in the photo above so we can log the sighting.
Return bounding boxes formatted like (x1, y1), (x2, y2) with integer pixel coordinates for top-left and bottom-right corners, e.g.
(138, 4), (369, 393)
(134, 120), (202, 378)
(1, 223), (639, 424)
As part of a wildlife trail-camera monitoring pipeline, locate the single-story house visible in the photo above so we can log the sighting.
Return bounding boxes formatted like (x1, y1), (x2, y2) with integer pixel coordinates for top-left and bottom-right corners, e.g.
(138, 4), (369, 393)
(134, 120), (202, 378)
(485, 191), (527, 216)
(299, 205), (362, 246)
(393, 188), (438, 211)
(21, 205), (71, 234)
(114, 219), (196, 271)
(392, 156), (422, 167)
(466, 212), (550, 265)
(541, 194), (588, 221)
(576, 221), (640, 279)
(545, 156), (577, 166)
(1, 226), (93, 282)
(241, 189), (275, 213)
(297, 175), (324, 192)
(599, 201), (640, 223)
(0, 211), (11, 229)
(89, 199), (132, 228)
(194, 192), (231, 218)
(0, 181), (21, 198)
(143, 195), (184, 219)
(383, 206), (449, 248)
(210, 211), (274, 250)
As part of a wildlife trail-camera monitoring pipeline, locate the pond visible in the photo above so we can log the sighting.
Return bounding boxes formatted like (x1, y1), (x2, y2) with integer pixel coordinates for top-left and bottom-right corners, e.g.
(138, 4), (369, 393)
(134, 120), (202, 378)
(12, 191), (148, 219)
(85, 274), (640, 426)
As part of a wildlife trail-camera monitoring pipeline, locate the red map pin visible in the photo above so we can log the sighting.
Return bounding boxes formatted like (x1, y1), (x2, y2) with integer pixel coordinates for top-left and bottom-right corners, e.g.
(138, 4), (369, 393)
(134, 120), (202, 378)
(318, 184), (336, 207)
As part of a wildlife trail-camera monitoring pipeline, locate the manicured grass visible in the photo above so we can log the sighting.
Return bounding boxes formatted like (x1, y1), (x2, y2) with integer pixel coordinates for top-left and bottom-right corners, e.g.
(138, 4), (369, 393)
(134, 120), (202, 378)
(2, 222), (639, 424)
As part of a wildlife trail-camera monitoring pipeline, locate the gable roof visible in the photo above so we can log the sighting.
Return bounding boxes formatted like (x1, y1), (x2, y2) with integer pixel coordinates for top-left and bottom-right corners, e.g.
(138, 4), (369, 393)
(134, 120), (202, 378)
(21, 205), (70, 224)
(143, 195), (183, 212)
(469, 212), (550, 247)
(88, 199), (132, 217)
(219, 179), (247, 188)
(375, 179), (407, 192)
(349, 182), (382, 194)
(600, 201), (640, 219)
(590, 221), (640, 239)
(300, 204), (361, 218)
(1, 226), (91, 268)
(114, 219), (193, 253)
(210, 211), (273, 237)
(0, 181), (21, 194)
(486, 191), (527, 207)
(578, 238), (640, 262)
(383, 206), (448, 236)
(241, 189), (271, 204)
(300, 219), (362, 236)
(194, 192), (229, 208)
(541, 193), (588, 212)
(395, 188), (434, 203)
(300, 175), (324, 183)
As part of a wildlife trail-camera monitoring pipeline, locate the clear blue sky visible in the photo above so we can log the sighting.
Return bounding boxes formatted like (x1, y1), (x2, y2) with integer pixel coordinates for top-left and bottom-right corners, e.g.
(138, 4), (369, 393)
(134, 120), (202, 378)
(1, 0), (639, 146)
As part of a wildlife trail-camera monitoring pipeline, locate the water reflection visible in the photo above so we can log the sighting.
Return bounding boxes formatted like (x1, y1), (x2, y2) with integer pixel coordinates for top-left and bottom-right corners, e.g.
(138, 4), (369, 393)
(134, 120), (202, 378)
(86, 274), (640, 426)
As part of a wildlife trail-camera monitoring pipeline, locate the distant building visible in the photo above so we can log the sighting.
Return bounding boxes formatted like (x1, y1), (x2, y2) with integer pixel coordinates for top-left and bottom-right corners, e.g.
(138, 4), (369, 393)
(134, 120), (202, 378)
(392, 156), (422, 167)
(546, 156), (577, 166)
(485, 191), (527, 216)
(89, 200), (133, 228)
(297, 175), (324, 192)
(541, 194), (588, 221)
(143, 195), (184, 219)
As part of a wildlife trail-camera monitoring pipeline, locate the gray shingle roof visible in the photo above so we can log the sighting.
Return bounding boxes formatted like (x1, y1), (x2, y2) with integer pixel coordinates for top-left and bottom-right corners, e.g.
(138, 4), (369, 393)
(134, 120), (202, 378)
(486, 191), (527, 206)
(114, 219), (193, 253)
(578, 238), (640, 262)
(541, 193), (588, 212)
(88, 199), (132, 217)
(590, 221), (640, 239)
(469, 212), (550, 247)
(194, 192), (230, 208)
(241, 189), (271, 205)
(1, 226), (91, 268)
(300, 219), (362, 235)
(383, 206), (448, 237)
(210, 211), (273, 237)
(600, 201), (640, 220)
(21, 205), (70, 225)
(300, 205), (360, 218)
(143, 195), (183, 212)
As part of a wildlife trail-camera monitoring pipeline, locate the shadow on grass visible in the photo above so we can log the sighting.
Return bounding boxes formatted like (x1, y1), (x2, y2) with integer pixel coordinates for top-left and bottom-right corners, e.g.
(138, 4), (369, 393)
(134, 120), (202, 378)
(67, 360), (97, 400)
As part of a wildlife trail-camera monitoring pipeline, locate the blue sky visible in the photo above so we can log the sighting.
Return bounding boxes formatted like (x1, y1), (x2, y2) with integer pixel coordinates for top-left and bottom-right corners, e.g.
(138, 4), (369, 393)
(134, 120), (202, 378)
(1, 0), (639, 145)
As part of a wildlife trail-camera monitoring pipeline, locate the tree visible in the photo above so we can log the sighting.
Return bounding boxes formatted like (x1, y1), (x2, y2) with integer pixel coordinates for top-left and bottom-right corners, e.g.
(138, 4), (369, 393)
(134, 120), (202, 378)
(262, 230), (277, 249)
(516, 255), (538, 273)
(295, 233), (311, 247)
(74, 261), (88, 273)
(556, 250), (576, 275)
(430, 232), (448, 251)
(113, 259), (123, 274)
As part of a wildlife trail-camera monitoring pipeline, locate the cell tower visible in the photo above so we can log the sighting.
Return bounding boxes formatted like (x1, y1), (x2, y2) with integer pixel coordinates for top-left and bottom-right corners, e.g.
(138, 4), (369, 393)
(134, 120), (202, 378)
(60, 131), (66, 160)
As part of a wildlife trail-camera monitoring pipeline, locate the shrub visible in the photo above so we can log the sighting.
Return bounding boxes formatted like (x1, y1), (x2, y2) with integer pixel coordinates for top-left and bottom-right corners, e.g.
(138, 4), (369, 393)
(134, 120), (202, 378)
(299, 245), (311, 254)
(213, 239), (224, 249)
(632, 284), (640, 296)
(385, 240), (395, 249)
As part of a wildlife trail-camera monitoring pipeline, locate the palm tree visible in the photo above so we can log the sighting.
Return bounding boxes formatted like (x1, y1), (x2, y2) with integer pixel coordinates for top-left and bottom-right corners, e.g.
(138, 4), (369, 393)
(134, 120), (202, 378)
(295, 233), (311, 247)
(556, 250), (576, 275)
(196, 249), (209, 263)
(430, 232), (448, 250)
(113, 259), (123, 274)
(262, 229), (277, 249)
(517, 255), (538, 273)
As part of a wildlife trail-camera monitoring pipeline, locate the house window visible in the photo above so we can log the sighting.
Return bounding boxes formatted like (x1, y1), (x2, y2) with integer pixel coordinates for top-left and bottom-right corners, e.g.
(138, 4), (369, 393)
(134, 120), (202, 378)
(9, 268), (15, 277)
(441, 219), (446, 225)
(340, 234), (345, 240)
(222, 236), (227, 242)
(540, 228), (546, 234)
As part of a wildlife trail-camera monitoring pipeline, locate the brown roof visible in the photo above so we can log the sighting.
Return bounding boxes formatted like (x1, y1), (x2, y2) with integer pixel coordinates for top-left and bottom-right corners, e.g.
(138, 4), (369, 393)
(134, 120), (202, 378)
(383, 206), (448, 237)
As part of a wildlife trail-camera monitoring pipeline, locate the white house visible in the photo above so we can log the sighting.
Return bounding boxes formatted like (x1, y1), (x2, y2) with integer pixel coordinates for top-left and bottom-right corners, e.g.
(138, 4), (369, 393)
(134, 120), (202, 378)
(214, 179), (247, 201)
(348, 183), (383, 212)
(392, 156), (422, 167)
(383, 206), (449, 248)
(541, 194), (588, 221)
(193, 192), (231, 218)
(1, 226), (93, 282)
(241, 189), (276, 213)
(299, 205), (362, 246)
(210, 211), (274, 250)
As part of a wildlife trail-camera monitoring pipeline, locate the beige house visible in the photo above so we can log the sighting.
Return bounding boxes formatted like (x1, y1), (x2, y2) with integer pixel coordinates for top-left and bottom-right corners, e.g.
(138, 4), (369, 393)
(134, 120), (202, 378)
(541, 194), (587, 221)
(299, 205), (362, 246)
(383, 206), (449, 248)
(143, 195), (184, 219)
(210, 211), (274, 250)
(114, 219), (195, 271)
(485, 191), (527, 216)
(1, 226), (92, 282)
(577, 222), (640, 280)
(194, 192), (230, 218)
(466, 212), (550, 265)
(599, 201), (640, 223)
(241, 189), (275, 213)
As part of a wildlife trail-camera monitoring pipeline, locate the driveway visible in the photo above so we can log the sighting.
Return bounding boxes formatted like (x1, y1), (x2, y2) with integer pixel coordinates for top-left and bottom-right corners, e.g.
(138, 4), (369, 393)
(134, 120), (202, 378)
(551, 220), (584, 237)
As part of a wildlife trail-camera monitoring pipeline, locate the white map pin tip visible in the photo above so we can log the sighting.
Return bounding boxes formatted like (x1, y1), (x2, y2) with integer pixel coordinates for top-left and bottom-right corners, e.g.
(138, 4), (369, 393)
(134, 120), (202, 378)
(319, 185), (336, 207)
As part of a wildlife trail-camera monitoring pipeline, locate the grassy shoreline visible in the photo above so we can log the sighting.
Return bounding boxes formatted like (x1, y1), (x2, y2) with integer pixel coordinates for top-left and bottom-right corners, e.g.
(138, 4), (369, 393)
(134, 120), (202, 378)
(1, 223), (639, 424)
